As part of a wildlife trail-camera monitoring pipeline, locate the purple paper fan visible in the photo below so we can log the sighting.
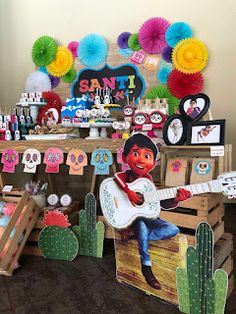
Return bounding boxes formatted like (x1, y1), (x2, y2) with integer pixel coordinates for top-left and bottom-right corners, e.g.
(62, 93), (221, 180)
(68, 41), (79, 58)
(117, 32), (131, 49)
(139, 17), (170, 54)
(162, 45), (173, 63)
(49, 74), (60, 89)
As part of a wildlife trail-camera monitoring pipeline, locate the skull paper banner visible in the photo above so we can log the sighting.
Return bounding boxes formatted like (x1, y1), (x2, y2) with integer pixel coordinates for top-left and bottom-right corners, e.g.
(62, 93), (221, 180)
(66, 149), (87, 175)
(91, 148), (113, 175)
(22, 149), (41, 173)
(1, 149), (19, 173)
(43, 148), (64, 173)
(190, 158), (215, 184)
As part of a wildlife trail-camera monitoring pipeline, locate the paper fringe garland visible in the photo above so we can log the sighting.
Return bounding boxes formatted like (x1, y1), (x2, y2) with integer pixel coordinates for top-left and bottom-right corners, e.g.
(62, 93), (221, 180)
(32, 36), (57, 67)
(25, 71), (52, 93)
(139, 17), (170, 54)
(165, 22), (193, 48)
(78, 34), (108, 67)
(67, 41), (79, 58)
(62, 68), (77, 83)
(172, 38), (208, 74)
(128, 33), (141, 51)
(157, 66), (172, 84)
(167, 69), (204, 99)
(117, 32), (131, 49)
(47, 46), (73, 77)
(146, 84), (179, 115)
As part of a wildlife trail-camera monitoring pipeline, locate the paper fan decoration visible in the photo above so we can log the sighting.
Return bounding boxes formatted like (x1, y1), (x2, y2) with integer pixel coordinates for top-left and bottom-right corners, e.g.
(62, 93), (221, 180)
(62, 68), (77, 83)
(25, 71), (52, 92)
(157, 66), (172, 84)
(162, 46), (173, 63)
(165, 22), (193, 48)
(67, 41), (79, 58)
(172, 38), (208, 74)
(47, 46), (73, 77)
(42, 91), (62, 107)
(49, 74), (60, 89)
(167, 69), (204, 99)
(128, 33), (141, 51)
(146, 85), (179, 115)
(117, 32), (131, 49)
(78, 34), (108, 67)
(38, 66), (48, 74)
(139, 17), (170, 54)
(32, 36), (57, 66)
(118, 48), (133, 58)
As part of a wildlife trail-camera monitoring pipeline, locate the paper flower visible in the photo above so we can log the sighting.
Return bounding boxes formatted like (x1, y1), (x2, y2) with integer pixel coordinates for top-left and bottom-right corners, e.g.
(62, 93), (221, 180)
(25, 71), (52, 92)
(128, 33), (141, 51)
(38, 66), (48, 74)
(32, 36), (57, 66)
(167, 69), (204, 99)
(47, 46), (73, 77)
(78, 34), (108, 67)
(162, 46), (173, 63)
(172, 38), (208, 74)
(117, 32), (131, 49)
(62, 68), (77, 83)
(146, 85), (179, 115)
(157, 66), (172, 84)
(67, 41), (79, 58)
(118, 48), (133, 58)
(165, 22), (193, 48)
(138, 17), (170, 54)
(49, 74), (60, 89)
(42, 91), (62, 107)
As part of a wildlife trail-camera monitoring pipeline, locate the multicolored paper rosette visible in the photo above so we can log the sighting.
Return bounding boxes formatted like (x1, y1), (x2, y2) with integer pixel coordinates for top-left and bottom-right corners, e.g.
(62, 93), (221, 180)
(62, 68), (77, 83)
(167, 69), (204, 99)
(165, 22), (192, 48)
(117, 32), (131, 49)
(172, 38), (208, 74)
(47, 46), (73, 77)
(25, 71), (52, 92)
(67, 41), (79, 58)
(128, 33), (141, 51)
(146, 84), (179, 115)
(32, 36), (57, 67)
(157, 66), (172, 84)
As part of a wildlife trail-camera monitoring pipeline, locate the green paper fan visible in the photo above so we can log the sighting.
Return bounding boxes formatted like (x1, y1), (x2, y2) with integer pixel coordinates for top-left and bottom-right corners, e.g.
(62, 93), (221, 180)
(146, 84), (180, 115)
(128, 33), (141, 51)
(32, 36), (57, 66)
(62, 68), (77, 83)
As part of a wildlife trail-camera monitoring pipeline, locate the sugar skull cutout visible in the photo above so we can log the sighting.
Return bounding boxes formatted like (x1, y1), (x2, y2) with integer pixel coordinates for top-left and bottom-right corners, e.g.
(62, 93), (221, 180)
(1, 149), (19, 173)
(66, 148), (87, 175)
(43, 148), (64, 173)
(22, 149), (41, 173)
(117, 147), (130, 172)
(123, 105), (135, 118)
(195, 160), (211, 176)
(91, 148), (113, 175)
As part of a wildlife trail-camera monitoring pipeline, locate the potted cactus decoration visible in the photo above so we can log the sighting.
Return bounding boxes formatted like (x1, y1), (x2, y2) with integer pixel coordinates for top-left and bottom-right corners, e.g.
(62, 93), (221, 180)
(39, 210), (79, 261)
(72, 193), (105, 258)
(176, 222), (228, 314)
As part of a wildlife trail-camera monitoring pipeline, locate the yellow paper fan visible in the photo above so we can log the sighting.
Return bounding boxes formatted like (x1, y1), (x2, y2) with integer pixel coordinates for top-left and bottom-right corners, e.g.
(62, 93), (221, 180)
(47, 46), (73, 77)
(172, 38), (208, 74)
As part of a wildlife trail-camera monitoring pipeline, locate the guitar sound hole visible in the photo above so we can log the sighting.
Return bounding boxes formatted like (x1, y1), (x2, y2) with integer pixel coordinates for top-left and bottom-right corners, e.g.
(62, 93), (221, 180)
(136, 192), (144, 206)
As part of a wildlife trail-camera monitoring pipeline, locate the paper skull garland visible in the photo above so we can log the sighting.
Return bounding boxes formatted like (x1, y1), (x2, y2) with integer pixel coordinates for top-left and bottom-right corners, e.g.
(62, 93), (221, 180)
(91, 148), (113, 175)
(43, 148), (64, 173)
(1, 149), (19, 173)
(22, 149), (41, 173)
(66, 149), (88, 175)
(117, 147), (130, 172)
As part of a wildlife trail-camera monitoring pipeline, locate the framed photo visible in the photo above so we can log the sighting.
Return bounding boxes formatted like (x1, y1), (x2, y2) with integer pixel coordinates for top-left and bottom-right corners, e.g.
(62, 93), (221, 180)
(179, 93), (210, 122)
(186, 120), (225, 145)
(163, 114), (187, 145)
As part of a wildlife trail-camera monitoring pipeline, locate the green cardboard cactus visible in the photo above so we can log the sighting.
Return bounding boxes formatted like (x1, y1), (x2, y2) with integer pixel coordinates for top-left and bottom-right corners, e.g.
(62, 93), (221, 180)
(176, 222), (228, 314)
(39, 210), (79, 261)
(72, 193), (105, 258)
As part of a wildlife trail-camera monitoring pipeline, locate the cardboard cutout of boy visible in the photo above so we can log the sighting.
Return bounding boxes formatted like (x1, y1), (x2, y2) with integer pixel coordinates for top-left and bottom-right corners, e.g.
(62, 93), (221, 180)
(113, 133), (192, 290)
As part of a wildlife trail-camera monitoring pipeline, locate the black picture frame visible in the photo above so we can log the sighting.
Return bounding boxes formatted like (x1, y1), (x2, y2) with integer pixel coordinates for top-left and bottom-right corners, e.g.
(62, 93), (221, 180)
(186, 120), (225, 146)
(163, 114), (187, 145)
(179, 93), (210, 122)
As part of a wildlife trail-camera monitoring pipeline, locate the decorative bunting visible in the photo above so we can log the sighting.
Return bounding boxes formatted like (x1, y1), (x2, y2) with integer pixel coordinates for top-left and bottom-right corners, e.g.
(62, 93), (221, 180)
(91, 148), (113, 175)
(43, 148), (64, 173)
(1, 149), (19, 173)
(66, 149), (87, 175)
(22, 149), (41, 173)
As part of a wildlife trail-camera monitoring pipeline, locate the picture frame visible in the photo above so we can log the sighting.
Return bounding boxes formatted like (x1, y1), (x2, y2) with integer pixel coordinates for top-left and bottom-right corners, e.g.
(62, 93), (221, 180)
(163, 114), (187, 145)
(179, 93), (210, 122)
(186, 119), (225, 145)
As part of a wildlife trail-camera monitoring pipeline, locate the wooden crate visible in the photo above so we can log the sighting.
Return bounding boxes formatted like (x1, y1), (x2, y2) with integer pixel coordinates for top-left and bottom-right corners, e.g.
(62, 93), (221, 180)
(23, 202), (80, 256)
(114, 232), (234, 305)
(0, 190), (39, 276)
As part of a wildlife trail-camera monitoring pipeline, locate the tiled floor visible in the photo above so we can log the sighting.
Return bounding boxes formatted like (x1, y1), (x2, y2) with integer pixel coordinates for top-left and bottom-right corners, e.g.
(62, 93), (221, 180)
(1, 206), (235, 314)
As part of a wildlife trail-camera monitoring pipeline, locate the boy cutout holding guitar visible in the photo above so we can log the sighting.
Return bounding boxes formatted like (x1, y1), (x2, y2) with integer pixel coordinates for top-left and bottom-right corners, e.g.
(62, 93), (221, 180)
(114, 133), (192, 290)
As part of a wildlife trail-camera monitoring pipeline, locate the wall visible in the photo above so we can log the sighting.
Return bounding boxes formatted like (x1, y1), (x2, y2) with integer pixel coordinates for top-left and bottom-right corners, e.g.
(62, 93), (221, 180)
(0, 0), (236, 166)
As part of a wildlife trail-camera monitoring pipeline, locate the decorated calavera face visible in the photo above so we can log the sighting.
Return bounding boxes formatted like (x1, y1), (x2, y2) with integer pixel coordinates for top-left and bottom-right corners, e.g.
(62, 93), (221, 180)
(195, 160), (211, 176)
(134, 112), (148, 126)
(43, 148), (64, 173)
(66, 149), (87, 175)
(123, 105), (134, 117)
(149, 111), (163, 124)
(22, 149), (41, 173)
(1, 149), (19, 173)
(91, 148), (113, 175)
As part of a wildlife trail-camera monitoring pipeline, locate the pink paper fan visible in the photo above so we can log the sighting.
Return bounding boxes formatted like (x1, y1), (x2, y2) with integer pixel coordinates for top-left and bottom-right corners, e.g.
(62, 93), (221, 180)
(139, 17), (170, 54)
(67, 41), (79, 58)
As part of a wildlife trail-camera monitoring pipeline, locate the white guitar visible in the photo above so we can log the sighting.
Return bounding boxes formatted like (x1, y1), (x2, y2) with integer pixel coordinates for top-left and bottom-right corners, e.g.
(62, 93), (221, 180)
(99, 172), (236, 229)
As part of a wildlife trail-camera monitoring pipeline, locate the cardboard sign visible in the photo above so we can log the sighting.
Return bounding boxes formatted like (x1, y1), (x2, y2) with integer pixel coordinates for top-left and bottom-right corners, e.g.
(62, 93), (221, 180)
(190, 158), (215, 184)
(71, 63), (145, 107)
(165, 158), (188, 187)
